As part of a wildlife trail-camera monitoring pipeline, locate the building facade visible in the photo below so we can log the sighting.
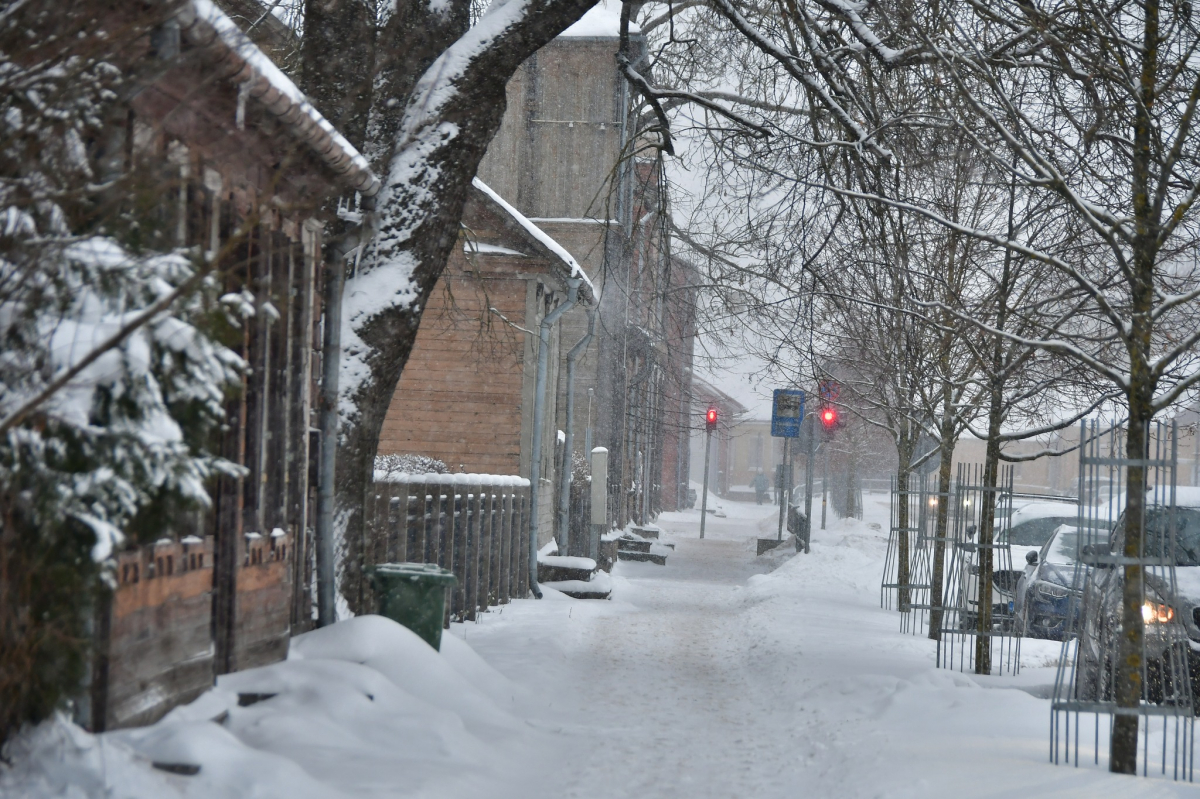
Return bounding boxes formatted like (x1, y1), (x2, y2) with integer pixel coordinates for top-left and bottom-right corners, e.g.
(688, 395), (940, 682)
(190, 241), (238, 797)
(84, 0), (376, 731)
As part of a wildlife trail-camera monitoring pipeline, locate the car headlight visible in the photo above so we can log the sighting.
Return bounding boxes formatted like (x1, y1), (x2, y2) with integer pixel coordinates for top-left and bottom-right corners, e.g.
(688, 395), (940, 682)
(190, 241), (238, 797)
(1033, 582), (1070, 600)
(1143, 600), (1175, 624)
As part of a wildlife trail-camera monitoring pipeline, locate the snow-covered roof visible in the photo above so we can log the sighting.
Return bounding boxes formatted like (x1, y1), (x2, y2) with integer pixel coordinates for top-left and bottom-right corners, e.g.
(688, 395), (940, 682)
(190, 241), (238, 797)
(691, 375), (749, 417)
(559, 1), (639, 38)
(1009, 501), (1078, 527)
(178, 0), (381, 197)
(471, 178), (596, 302)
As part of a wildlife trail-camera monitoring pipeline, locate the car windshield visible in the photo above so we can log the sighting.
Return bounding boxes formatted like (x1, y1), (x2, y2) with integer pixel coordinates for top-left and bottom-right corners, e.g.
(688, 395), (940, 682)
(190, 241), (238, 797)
(1143, 508), (1200, 567)
(1002, 517), (1077, 546)
(1043, 529), (1081, 564)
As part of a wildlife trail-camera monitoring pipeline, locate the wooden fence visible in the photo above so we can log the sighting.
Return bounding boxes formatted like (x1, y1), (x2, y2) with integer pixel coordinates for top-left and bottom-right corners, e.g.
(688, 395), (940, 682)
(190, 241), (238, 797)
(363, 473), (531, 624)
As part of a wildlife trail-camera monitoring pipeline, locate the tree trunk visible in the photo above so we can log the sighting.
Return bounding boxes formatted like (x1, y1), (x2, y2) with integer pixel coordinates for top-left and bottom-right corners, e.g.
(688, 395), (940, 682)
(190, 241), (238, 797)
(975, 372), (1003, 674)
(1111, 0), (1159, 772)
(927, 420), (954, 641)
(896, 427), (913, 612)
(301, 0), (376, 148)
(333, 0), (600, 610)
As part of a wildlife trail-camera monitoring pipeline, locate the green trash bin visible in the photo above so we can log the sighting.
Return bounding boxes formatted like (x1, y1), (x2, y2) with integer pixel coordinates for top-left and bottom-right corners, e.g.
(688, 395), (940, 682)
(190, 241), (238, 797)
(366, 563), (458, 651)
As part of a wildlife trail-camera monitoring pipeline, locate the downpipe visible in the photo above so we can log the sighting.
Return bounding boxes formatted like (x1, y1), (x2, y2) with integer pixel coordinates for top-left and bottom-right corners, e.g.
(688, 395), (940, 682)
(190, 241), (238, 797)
(557, 308), (596, 555)
(315, 198), (376, 627)
(528, 278), (582, 599)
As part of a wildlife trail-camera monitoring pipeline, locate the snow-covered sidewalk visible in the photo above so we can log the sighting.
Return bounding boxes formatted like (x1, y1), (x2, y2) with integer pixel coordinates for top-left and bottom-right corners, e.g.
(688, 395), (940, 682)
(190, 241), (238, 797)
(5, 494), (1196, 796)
(462, 494), (1195, 797)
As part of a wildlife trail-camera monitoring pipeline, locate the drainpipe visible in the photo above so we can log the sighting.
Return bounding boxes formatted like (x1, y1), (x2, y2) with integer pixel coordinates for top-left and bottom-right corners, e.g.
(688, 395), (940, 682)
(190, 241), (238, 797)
(557, 308), (596, 555)
(528, 277), (582, 599)
(314, 202), (375, 627)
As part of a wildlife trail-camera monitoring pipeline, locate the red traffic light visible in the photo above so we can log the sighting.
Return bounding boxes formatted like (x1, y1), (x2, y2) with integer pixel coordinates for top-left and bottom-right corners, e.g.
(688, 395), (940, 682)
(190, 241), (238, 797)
(821, 408), (837, 428)
(706, 406), (718, 430)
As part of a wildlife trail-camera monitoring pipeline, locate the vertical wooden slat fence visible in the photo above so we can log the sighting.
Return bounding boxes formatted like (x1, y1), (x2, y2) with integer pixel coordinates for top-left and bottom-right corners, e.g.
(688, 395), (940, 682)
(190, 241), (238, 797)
(366, 473), (532, 627)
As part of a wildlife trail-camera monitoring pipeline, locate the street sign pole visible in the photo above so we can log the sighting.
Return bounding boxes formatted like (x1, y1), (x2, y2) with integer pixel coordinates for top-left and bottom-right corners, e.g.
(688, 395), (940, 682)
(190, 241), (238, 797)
(821, 423), (828, 530)
(804, 414), (815, 553)
(699, 424), (713, 540)
(700, 405), (718, 540)
(776, 437), (789, 540)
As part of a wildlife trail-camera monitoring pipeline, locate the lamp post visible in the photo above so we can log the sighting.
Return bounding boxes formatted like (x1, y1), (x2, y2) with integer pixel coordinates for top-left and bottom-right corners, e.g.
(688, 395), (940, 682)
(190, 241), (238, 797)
(699, 405), (717, 539)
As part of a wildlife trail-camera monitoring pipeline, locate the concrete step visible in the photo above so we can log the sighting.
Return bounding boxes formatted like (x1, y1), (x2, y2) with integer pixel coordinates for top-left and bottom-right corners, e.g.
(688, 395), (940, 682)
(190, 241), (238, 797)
(542, 571), (612, 600)
(630, 524), (660, 539)
(537, 554), (598, 583)
(618, 537), (651, 553)
(617, 549), (667, 565)
(596, 537), (619, 572)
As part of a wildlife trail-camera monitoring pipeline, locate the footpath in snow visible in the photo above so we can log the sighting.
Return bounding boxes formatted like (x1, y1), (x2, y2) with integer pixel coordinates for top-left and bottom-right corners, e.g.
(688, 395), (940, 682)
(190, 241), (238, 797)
(4, 494), (1196, 797)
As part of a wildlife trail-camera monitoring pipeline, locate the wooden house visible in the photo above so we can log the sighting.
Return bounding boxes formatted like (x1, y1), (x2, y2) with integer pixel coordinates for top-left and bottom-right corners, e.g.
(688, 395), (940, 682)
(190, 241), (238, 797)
(88, 0), (377, 731)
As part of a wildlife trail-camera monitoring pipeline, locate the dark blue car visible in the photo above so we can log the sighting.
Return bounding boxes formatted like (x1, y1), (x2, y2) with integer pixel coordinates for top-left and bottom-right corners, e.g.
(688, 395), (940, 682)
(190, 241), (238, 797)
(1014, 525), (1088, 639)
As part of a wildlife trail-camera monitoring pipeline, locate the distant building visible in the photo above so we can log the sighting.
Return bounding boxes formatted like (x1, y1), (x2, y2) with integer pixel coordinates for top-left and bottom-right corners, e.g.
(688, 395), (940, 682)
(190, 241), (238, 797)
(476, 7), (697, 529)
(376, 180), (595, 546)
(689, 377), (748, 498)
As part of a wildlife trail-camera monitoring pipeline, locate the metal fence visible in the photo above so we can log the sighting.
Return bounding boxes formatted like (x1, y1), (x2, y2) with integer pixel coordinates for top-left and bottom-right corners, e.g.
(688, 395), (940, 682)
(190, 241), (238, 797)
(1050, 420), (1194, 780)
(363, 473), (531, 625)
(935, 463), (1020, 676)
(882, 471), (936, 636)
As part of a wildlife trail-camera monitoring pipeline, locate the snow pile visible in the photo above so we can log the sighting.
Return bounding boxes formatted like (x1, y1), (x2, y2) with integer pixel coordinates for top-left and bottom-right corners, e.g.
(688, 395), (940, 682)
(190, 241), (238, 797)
(0, 616), (528, 798)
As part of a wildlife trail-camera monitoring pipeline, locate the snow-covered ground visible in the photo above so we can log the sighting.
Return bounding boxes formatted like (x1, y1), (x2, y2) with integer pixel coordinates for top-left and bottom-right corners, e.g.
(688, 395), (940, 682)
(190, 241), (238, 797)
(4, 494), (1196, 796)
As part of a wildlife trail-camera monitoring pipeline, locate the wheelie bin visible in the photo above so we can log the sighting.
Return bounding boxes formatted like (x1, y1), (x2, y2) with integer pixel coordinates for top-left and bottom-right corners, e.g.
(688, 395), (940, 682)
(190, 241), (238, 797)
(366, 563), (457, 650)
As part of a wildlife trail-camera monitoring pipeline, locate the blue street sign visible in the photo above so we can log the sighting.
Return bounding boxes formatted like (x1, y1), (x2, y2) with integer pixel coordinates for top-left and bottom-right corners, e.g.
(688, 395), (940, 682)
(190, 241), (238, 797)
(771, 389), (805, 438)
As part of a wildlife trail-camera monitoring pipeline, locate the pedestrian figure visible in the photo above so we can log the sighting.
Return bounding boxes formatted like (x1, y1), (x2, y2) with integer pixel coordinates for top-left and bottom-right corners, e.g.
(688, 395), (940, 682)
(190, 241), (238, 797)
(752, 469), (770, 505)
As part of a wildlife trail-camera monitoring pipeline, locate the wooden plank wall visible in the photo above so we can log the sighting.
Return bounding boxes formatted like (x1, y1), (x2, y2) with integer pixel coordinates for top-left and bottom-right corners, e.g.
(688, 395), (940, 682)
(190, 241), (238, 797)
(362, 476), (532, 625)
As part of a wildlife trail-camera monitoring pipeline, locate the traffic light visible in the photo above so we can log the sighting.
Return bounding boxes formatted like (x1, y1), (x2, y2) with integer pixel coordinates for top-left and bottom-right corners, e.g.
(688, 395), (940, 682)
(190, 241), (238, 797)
(706, 405), (718, 431)
(820, 407), (838, 429)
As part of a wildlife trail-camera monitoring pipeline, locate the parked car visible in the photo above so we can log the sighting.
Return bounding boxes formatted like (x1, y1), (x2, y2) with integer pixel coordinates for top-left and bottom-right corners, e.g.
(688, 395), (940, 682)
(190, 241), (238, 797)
(1076, 488), (1200, 703)
(997, 501), (1083, 593)
(961, 500), (1082, 630)
(1014, 524), (1089, 639)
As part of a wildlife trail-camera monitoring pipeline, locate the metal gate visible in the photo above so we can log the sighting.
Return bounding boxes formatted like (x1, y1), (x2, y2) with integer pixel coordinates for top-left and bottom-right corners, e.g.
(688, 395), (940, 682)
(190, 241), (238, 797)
(883, 471), (936, 634)
(1049, 419), (1194, 780)
(935, 463), (1021, 676)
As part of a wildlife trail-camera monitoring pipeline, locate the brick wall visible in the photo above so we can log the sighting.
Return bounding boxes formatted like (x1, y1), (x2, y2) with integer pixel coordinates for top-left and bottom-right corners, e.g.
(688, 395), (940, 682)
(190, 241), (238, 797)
(378, 251), (531, 475)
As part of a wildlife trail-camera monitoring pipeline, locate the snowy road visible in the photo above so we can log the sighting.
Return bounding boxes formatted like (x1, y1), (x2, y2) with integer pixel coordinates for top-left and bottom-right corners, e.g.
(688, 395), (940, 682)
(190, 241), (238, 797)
(460, 495), (1197, 798)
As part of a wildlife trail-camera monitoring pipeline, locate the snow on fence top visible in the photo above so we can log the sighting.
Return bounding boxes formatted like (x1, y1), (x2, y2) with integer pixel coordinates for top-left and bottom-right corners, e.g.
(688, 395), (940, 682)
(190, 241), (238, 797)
(181, 0), (381, 197)
(471, 178), (596, 301)
(373, 471), (531, 487)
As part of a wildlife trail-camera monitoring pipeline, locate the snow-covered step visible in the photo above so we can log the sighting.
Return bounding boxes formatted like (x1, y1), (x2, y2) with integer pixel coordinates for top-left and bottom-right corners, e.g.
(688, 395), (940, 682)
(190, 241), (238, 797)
(542, 570), (613, 600)
(537, 554), (598, 583)
(617, 548), (667, 565)
(630, 524), (660, 540)
(618, 537), (651, 553)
